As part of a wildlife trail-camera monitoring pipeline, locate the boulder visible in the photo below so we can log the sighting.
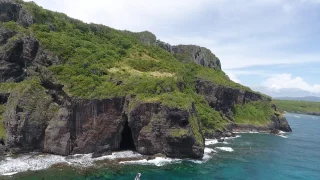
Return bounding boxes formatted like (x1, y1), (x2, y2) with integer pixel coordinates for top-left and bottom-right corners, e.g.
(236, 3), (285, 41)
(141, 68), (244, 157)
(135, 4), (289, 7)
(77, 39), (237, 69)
(217, 138), (224, 142)
(92, 145), (111, 158)
(43, 108), (71, 155)
(0, 144), (6, 155)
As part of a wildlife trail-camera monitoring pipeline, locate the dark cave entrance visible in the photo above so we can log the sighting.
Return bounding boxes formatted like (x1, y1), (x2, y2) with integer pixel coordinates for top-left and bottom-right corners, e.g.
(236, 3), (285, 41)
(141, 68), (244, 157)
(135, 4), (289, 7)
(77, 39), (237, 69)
(120, 121), (136, 150)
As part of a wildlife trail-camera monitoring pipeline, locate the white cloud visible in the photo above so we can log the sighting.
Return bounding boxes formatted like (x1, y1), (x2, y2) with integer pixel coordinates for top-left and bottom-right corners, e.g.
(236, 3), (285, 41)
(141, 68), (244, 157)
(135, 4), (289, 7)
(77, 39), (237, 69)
(225, 71), (241, 83)
(25, 0), (213, 32)
(263, 73), (320, 93)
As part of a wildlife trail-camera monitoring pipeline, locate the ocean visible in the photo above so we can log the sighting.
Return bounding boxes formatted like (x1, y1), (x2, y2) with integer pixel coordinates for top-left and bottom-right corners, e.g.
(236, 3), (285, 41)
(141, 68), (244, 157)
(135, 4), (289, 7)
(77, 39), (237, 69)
(1, 113), (319, 180)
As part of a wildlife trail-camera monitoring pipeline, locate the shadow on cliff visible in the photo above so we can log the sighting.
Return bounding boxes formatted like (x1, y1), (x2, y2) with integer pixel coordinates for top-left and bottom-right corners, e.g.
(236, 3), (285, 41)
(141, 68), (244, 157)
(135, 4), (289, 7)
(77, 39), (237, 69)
(120, 121), (136, 151)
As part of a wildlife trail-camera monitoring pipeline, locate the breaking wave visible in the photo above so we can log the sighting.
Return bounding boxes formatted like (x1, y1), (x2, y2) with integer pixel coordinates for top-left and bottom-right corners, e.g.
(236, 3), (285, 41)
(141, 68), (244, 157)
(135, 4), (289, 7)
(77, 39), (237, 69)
(215, 147), (234, 152)
(0, 151), (142, 176)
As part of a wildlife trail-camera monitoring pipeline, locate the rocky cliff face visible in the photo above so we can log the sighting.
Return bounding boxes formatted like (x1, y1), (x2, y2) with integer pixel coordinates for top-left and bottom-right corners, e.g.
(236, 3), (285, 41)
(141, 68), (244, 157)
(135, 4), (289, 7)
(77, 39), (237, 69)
(0, 0), (33, 27)
(157, 40), (221, 70)
(195, 78), (292, 135)
(3, 89), (204, 158)
(0, 27), (59, 83)
(195, 78), (267, 119)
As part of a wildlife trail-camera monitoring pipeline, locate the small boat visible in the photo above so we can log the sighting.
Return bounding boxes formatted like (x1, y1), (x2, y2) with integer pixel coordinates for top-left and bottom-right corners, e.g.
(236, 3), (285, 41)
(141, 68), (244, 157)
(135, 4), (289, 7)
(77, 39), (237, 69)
(135, 173), (141, 180)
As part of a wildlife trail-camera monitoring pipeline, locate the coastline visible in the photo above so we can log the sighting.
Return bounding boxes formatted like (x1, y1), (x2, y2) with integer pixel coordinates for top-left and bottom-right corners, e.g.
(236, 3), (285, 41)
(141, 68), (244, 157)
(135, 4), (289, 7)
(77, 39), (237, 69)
(284, 111), (320, 116)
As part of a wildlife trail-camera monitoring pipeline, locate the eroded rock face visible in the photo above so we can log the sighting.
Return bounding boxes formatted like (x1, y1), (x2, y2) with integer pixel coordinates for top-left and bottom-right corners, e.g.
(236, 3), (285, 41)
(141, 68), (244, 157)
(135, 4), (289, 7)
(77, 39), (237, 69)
(71, 98), (126, 154)
(172, 45), (221, 70)
(4, 83), (58, 153)
(43, 108), (71, 155)
(156, 41), (221, 70)
(3, 91), (205, 158)
(195, 78), (267, 119)
(0, 0), (34, 27)
(129, 103), (204, 158)
(270, 115), (292, 132)
(69, 98), (204, 158)
(0, 31), (59, 82)
(195, 78), (292, 133)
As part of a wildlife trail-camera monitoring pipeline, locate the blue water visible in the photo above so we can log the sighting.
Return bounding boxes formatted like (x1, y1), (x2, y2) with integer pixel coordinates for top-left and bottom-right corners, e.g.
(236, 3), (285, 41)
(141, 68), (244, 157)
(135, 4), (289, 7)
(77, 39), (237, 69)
(3, 113), (320, 180)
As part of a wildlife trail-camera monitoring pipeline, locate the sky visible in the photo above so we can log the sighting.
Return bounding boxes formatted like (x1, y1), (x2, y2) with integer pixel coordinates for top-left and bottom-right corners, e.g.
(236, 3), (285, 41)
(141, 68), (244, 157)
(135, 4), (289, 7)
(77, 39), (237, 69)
(24, 0), (320, 97)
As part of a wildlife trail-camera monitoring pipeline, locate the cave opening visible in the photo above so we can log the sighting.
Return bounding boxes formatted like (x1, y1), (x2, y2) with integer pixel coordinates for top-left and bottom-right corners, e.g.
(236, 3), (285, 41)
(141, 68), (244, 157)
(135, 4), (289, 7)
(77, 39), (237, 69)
(120, 121), (136, 150)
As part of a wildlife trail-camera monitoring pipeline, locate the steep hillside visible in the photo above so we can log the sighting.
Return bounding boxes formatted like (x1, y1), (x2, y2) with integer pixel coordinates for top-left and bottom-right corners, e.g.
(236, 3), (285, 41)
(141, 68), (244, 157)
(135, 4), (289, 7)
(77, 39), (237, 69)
(0, 0), (291, 158)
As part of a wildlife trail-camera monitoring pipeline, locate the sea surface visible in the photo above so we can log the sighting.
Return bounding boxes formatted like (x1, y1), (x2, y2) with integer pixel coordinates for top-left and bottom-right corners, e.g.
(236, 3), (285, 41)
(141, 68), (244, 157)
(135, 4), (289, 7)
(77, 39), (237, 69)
(0, 113), (319, 180)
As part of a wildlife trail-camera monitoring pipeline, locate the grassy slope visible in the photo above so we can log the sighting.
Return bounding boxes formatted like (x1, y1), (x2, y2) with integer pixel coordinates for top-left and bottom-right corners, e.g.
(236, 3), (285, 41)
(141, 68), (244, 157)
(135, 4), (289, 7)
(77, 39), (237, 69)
(0, 0), (275, 134)
(273, 100), (320, 114)
(234, 101), (275, 125)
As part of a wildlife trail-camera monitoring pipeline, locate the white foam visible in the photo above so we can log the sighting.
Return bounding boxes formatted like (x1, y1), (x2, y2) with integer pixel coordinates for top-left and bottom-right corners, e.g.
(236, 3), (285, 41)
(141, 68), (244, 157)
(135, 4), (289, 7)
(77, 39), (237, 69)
(277, 134), (288, 138)
(205, 139), (218, 145)
(120, 157), (181, 166)
(224, 135), (241, 140)
(204, 147), (216, 154)
(204, 139), (231, 146)
(215, 147), (234, 152)
(202, 147), (216, 161)
(278, 130), (286, 134)
(0, 151), (142, 176)
(235, 131), (261, 134)
(2, 172), (18, 176)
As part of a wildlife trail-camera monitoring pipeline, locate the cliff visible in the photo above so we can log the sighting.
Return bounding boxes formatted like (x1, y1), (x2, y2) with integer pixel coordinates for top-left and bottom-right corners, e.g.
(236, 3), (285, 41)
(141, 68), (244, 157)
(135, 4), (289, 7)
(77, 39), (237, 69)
(0, 0), (291, 158)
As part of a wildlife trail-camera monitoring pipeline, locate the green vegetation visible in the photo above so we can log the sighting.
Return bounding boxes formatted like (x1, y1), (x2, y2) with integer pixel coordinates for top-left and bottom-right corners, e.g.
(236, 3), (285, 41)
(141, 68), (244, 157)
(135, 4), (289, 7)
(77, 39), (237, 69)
(0, 104), (5, 139)
(273, 100), (320, 114)
(195, 96), (226, 133)
(233, 101), (274, 126)
(170, 128), (189, 137)
(189, 114), (204, 147)
(0, 0), (279, 137)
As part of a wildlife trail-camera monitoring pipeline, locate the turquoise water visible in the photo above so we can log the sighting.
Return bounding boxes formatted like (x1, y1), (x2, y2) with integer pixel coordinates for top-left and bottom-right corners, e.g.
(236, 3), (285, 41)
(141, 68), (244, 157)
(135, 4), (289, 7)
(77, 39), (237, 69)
(2, 113), (320, 180)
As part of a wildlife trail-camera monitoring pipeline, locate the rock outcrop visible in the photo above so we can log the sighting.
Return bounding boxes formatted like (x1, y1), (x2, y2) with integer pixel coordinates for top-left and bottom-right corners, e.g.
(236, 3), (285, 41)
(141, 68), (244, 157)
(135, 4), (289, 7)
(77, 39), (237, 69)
(0, 0), (34, 27)
(0, 28), (59, 83)
(172, 45), (221, 70)
(157, 40), (221, 70)
(195, 78), (267, 119)
(195, 78), (292, 135)
(128, 102), (203, 158)
(4, 81), (59, 153)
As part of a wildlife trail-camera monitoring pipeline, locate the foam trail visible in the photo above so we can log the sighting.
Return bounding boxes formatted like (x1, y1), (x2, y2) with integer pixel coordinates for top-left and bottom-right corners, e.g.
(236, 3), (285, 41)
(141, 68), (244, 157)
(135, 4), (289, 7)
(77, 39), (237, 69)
(205, 139), (218, 145)
(120, 157), (181, 166)
(215, 147), (234, 152)
(224, 135), (241, 139)
(278, 130), (286, 134)
(2, 172), (18, 176)
(0, 151), (142, 176)
(277, 134), (288, 138)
